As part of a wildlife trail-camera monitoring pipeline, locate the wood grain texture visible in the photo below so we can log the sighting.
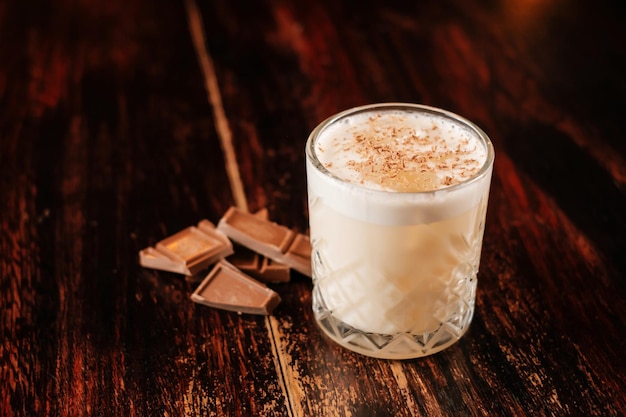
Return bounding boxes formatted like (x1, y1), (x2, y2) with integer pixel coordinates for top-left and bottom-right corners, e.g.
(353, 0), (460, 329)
(1, 0), (625, 416)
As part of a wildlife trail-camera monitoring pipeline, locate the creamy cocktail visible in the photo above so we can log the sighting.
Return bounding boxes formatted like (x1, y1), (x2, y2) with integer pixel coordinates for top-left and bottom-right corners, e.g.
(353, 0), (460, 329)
(305, 103), (494, 359)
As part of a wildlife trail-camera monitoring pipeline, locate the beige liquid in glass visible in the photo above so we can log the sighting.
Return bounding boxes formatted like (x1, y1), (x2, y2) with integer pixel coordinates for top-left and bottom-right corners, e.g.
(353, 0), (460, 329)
(306, 104), (494, 359)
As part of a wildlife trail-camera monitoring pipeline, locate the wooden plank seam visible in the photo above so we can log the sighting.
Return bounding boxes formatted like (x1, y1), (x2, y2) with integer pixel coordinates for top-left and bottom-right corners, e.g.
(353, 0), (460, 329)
(184, 0), (248, 212)
(184, 1), (297, 415)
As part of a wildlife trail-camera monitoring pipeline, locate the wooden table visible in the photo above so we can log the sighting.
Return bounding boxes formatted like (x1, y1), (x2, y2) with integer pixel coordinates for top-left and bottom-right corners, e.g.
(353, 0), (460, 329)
(2, 0), (625, 415)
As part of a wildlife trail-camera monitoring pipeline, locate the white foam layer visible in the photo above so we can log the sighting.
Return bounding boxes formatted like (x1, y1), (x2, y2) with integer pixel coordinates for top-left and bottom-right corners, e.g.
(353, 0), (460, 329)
(306, 105), (494, 225)
(307, 156), (492, 225)
(314, 110), (488, 192)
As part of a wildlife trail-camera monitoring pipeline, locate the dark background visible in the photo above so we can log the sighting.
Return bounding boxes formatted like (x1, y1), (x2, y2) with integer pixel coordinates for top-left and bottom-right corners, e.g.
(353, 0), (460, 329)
(1, 0), (625, 415)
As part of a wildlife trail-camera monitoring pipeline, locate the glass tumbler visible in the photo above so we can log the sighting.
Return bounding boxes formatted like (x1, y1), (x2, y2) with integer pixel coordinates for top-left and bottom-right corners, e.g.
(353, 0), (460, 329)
(305, 103), (494, 359)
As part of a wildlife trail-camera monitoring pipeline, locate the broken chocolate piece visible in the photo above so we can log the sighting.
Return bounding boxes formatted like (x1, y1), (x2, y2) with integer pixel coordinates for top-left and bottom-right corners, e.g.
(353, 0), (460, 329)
(282, 233), (312, 277)
(139, 247), (188, 275)
(191, 260), (281, 315)
(229, 245), (291, 283)
(227, 209), (291, 283)
(256, 257), (291, 283)
(217, 207), (312, 277)
(196, 219), (230, 245)
(139, 222), (234, 275)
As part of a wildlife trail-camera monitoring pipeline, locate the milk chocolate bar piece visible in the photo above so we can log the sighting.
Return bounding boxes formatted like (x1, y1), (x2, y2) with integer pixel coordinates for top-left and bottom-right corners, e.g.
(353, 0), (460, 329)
(139, 222), (234, 276)
(217, 207), (312, 277)
(196, 219), (230, 245)
(139, 246), (188, 275)
(227, 209), (291, 283)
(229, 246), (291, 283)
(283, 234), (312, 278)
(257, 257), (291, 283)
(191, 260), (281, 315)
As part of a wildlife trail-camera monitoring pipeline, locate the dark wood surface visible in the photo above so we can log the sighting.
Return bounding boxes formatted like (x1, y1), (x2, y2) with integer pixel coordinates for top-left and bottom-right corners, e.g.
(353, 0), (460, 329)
(2, 0), (625, 415)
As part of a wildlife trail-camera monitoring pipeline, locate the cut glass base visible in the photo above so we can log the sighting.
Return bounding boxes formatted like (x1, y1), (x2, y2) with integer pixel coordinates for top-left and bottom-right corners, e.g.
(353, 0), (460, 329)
(313, 285), (474, 360)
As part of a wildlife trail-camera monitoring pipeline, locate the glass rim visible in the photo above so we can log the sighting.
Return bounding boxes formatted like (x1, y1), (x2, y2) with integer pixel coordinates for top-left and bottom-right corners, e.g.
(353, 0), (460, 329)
(305, 102), (495, 196)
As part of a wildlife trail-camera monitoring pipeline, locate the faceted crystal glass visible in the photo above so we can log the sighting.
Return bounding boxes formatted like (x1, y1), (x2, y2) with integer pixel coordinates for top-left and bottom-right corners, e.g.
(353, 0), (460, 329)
(305, 103), (494, 359)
